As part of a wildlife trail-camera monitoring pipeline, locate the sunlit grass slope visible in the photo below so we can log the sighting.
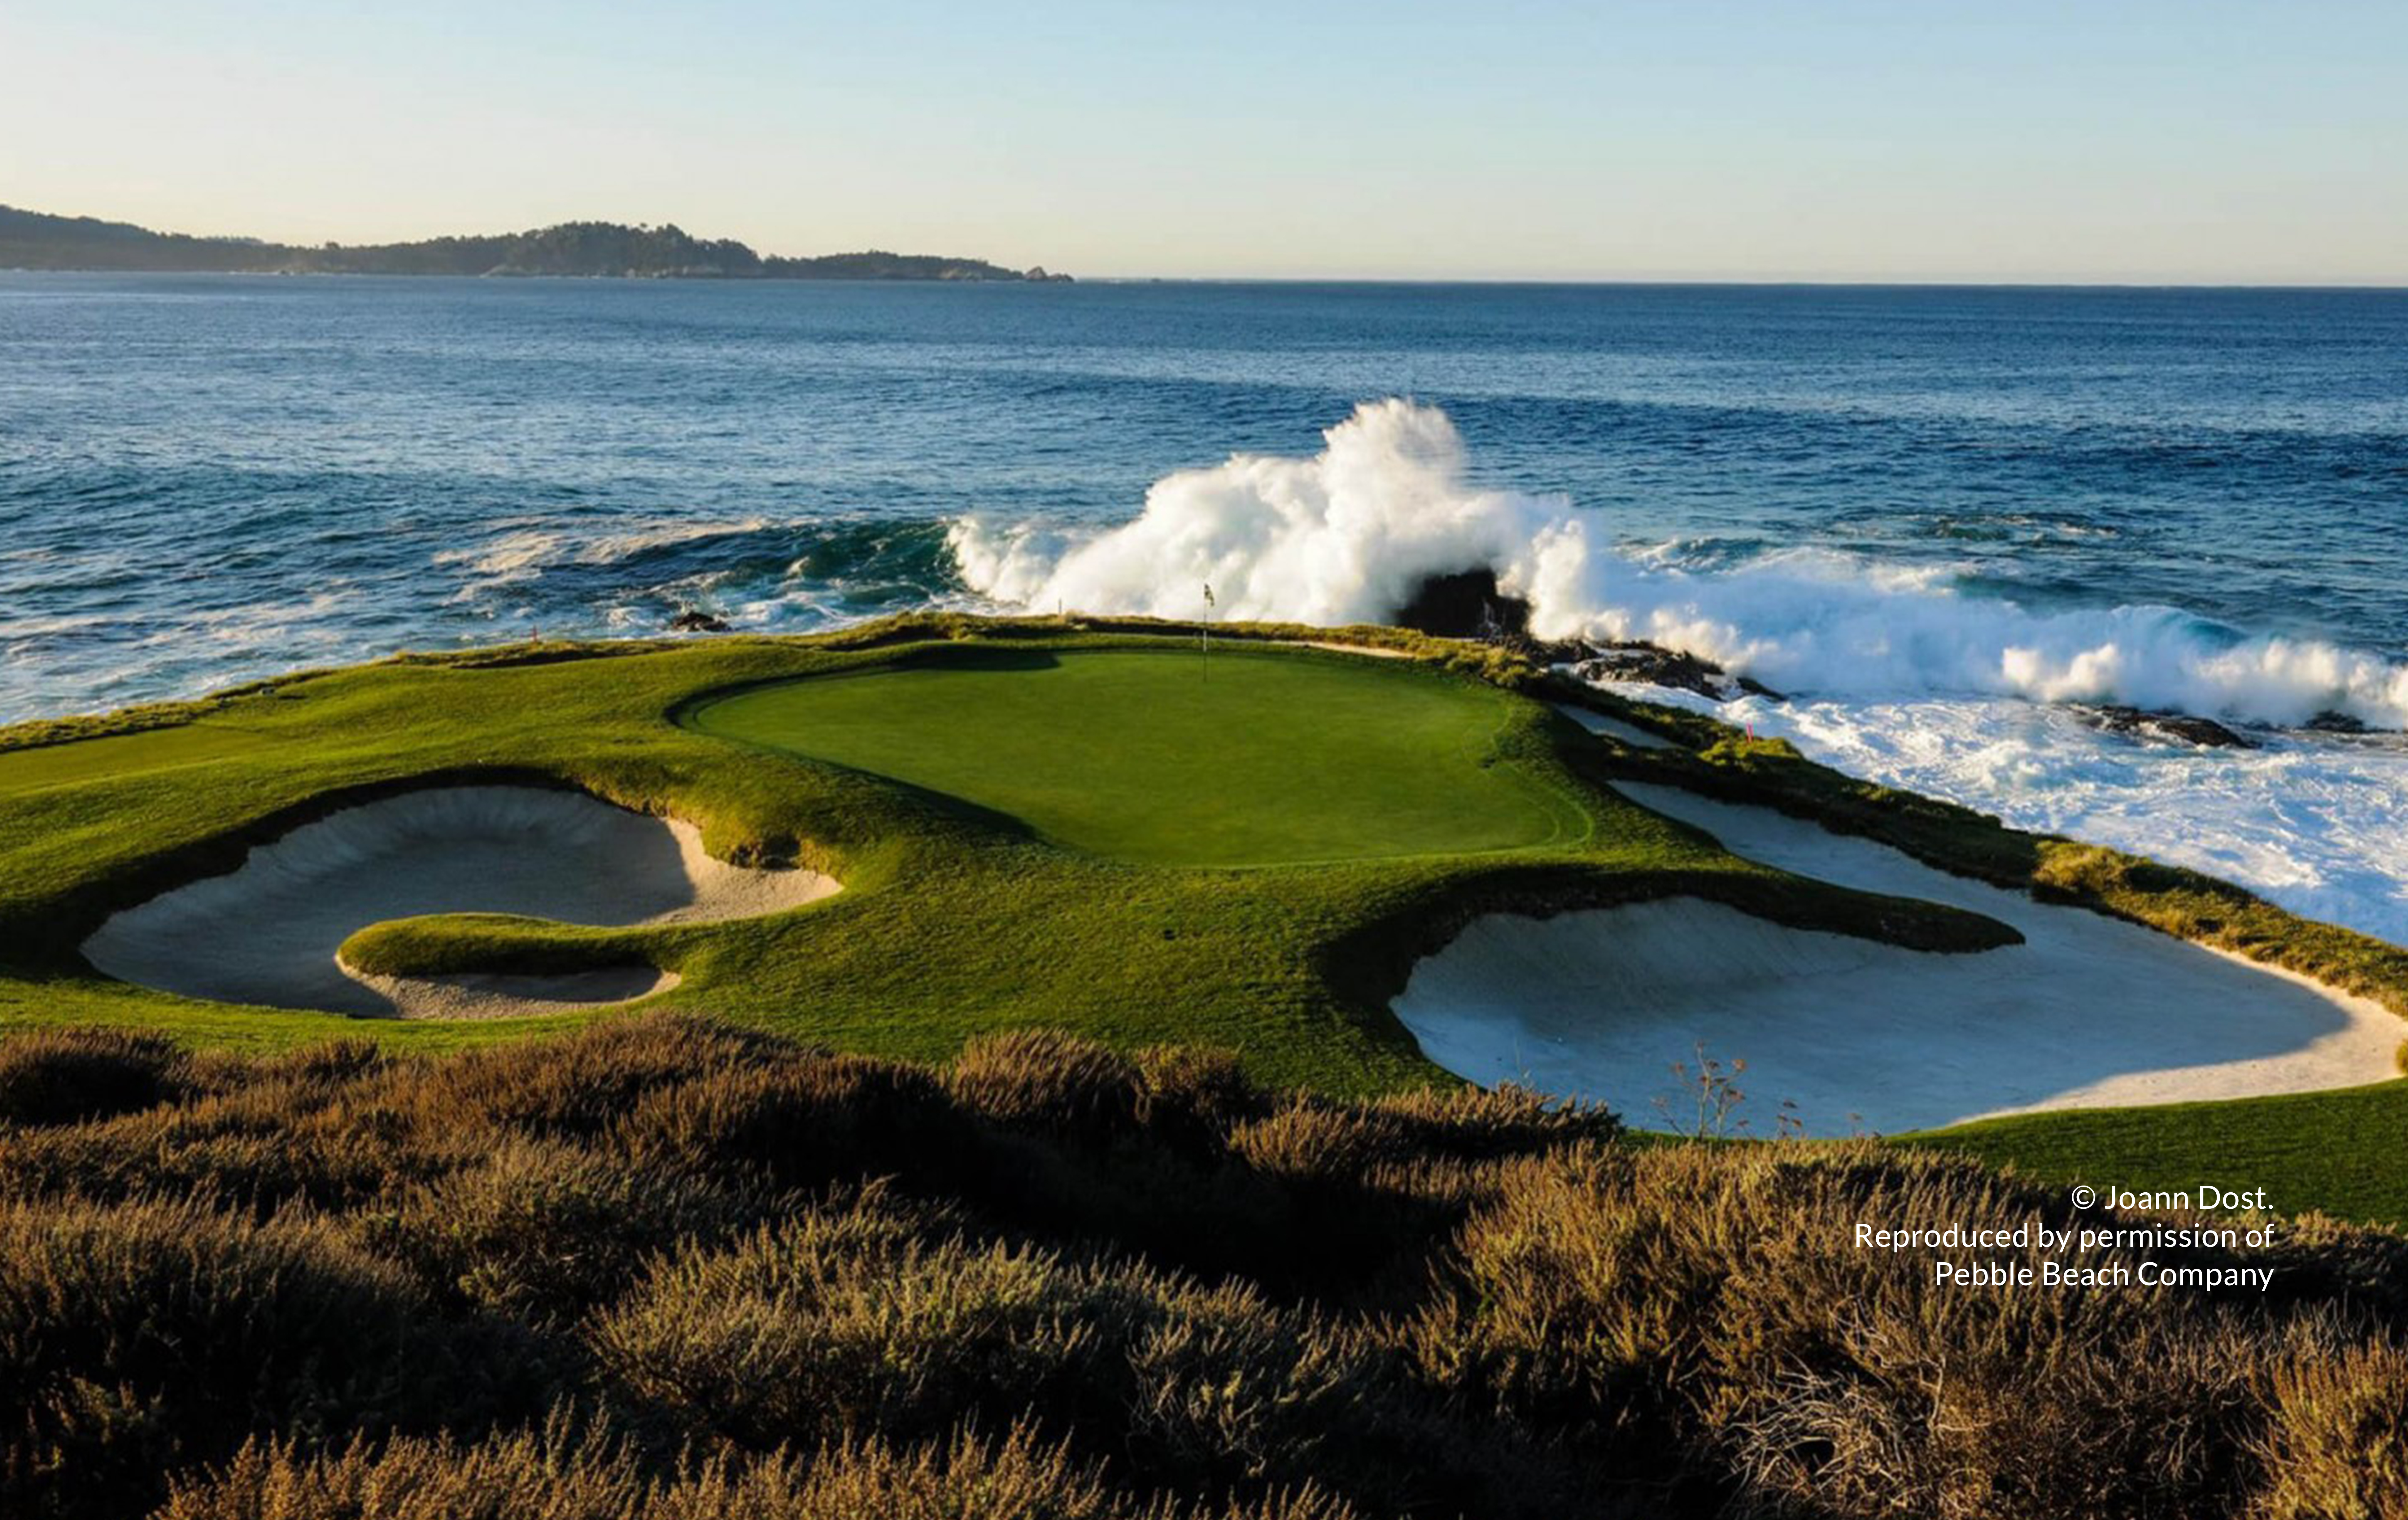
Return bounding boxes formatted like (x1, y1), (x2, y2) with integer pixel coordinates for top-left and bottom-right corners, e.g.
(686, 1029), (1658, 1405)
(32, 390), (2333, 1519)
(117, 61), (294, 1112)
(0, 621), (1992, 1095)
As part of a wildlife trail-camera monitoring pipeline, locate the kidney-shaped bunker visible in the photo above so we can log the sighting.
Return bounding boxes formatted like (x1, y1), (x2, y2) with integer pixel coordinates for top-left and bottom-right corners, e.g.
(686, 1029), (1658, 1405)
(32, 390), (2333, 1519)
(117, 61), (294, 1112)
(83, 785), (839, 1019)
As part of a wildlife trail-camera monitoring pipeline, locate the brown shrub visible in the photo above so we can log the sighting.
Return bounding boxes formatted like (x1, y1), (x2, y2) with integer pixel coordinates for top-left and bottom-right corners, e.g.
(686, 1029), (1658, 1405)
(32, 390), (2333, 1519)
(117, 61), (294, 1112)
(589, 1190), (1098, 1450)
(651, 1425), (1143, 1520)
(1229, 1102), (1412, 1181)
(0, 1025), (183, 1125)
(0, 1194), (539, 1519)
(2250, 1330), (2408, 1520)
(948, 1028), (1147, 1142)
(228, 1037), (395, 1107)
(408, 1015), (799, 1141)
(153, 1415), (648, 1520)
(1423, 1142), (2269, 1516)
(5, 1016), (2404, 1518)
(1370, 1081), (1621, 1160)
(610, 1052), (972, 1193)
(1134, 1044), (1273, 1135)
(589, 1189), (1555, 1514)
(365, 1136), (751, 1321)
(1120, 1278), (1445, 1505)
(2262, 1211), (2408, 1321)
(158, 1418), (1362, 1520)
(0, 1070), (474, 1215)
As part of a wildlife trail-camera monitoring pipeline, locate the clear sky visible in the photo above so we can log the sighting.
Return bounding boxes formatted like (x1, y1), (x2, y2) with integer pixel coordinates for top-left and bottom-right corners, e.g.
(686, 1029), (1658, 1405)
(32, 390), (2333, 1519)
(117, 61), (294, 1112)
(6, 0), (2403, 283)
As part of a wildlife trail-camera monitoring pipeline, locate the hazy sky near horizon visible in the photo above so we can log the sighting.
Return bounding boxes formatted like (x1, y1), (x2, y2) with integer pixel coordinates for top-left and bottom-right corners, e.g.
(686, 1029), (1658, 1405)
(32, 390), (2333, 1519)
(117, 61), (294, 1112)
(6, 0), (2403, 283)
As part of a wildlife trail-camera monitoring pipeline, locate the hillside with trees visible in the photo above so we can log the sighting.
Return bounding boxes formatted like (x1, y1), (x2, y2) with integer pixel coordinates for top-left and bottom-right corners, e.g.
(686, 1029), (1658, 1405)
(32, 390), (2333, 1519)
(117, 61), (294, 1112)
(0, 206), (1069, 282)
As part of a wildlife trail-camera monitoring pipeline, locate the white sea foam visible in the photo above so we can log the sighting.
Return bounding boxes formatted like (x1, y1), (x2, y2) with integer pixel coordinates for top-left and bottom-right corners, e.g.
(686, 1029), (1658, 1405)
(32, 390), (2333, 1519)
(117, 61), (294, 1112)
(437, 518), (774, 587)
(952, 399), (2408, 945)
(1623, 684), (2408, 947)
(950, 399), (2408, 729)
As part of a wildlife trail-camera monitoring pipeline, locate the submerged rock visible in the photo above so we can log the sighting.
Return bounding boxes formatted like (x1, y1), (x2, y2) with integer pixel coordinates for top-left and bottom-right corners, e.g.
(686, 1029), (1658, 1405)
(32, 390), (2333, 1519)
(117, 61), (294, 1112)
(669, 610), (731, 633)
(2079, 705), (2258, 750)
(2304, 709), (2371, 734)
(1571, 641), (1783, 703)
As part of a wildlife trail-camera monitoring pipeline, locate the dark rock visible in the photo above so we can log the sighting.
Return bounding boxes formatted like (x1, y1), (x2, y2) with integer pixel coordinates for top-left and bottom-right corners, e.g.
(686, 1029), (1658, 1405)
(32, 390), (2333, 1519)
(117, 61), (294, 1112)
(669, 610), (731, 634)
(2305, 709), (2370, 734)
(1570, 640), (1784, 703)
(1397, 568), (1599, 665)
(2080, 705), (2257, 750)
(1393, 568), (1587, 662)
(1397, 569), (1533, 641)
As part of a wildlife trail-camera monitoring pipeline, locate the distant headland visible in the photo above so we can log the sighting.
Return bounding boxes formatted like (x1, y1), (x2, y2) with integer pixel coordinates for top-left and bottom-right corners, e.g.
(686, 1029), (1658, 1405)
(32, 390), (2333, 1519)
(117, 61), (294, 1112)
(0, 204), (1071, 282)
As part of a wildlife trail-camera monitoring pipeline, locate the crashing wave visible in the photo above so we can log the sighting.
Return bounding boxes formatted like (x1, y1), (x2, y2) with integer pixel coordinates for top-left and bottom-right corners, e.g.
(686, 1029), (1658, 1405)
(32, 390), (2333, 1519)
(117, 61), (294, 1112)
(949, 399), (2408, 729)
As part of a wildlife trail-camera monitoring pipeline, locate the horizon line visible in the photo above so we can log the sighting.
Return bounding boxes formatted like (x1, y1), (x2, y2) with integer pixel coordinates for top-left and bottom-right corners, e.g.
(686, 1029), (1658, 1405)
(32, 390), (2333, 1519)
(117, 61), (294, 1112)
(10, 268), (2404, 292)
(9, 202), (2398, 293)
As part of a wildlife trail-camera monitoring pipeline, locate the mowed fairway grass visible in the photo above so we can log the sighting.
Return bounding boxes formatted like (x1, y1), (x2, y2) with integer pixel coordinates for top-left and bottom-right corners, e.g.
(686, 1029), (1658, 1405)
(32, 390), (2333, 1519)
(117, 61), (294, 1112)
(686, 648), (1588, 866)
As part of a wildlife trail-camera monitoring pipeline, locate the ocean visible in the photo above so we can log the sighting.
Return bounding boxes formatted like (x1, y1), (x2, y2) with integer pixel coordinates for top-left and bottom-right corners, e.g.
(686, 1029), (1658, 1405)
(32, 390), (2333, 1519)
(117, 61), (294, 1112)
(4, 273), (2405, 938)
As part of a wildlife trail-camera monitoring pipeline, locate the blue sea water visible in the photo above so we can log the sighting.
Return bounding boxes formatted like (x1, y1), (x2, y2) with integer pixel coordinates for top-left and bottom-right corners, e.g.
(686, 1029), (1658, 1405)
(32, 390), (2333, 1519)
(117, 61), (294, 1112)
(4, 273), (2407, 937)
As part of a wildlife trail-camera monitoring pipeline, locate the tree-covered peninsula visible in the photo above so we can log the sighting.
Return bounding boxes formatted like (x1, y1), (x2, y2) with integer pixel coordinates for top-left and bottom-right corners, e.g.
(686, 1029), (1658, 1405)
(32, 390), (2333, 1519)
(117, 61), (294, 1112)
(0, 205), (1070, 281)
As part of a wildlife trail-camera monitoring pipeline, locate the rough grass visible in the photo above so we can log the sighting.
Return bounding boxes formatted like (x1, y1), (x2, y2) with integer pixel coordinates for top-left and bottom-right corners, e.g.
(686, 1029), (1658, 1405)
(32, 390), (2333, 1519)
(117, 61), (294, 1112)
(1906, 1081), (2408, 1232)
(3, 1015), (2407, 1519)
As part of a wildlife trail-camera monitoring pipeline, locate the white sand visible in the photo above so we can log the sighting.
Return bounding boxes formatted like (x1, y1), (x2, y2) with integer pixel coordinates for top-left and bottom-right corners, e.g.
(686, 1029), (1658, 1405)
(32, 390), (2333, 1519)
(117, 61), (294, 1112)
(83, 786), (839, 1020)
(1395, 780), (2403, 1133)
(1297, 640), (1416, 660)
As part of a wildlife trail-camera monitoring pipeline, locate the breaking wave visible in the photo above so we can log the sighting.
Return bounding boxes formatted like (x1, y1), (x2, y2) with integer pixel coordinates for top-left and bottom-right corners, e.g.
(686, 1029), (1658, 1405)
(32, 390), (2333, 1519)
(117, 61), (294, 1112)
(950, 400), (2408, 729)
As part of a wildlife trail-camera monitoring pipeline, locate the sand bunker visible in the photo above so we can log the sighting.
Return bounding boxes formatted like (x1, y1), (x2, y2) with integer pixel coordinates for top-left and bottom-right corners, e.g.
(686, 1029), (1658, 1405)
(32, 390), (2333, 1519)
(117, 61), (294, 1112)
(1396, 780), (2403, 1133)
(83, 786), (839, 1019)
(1296, 640), (1415, 660)
(1553, 702), (1678, 749)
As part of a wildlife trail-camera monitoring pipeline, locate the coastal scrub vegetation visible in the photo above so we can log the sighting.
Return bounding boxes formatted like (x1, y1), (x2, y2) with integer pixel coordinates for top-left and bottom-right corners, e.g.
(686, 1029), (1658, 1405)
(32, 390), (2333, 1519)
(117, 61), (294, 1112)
(5, 1015), (2408, 1519)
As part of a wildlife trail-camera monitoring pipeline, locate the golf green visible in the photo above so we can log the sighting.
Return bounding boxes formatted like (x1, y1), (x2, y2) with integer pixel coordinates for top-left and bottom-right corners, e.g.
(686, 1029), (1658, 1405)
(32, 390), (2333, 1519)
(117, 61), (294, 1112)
(684, 647), (1591, 866)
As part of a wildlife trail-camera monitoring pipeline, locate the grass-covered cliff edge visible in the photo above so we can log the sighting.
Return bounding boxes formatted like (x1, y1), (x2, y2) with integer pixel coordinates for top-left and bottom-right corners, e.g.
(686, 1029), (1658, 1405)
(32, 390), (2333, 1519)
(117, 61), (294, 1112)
(3, 613), (2405, 1227)
(0, 619), (2004, 1085)
(12, 617), (2408, 1518)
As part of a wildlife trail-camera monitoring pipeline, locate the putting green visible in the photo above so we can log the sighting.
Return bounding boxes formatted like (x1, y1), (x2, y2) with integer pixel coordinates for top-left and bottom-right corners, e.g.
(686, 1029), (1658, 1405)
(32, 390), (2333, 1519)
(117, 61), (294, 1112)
(684, 648), (1590, 866)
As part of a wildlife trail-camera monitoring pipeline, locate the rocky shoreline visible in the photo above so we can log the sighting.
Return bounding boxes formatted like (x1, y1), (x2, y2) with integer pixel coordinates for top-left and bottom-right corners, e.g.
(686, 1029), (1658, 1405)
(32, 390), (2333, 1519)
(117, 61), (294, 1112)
(1389, 568), (2392, 750)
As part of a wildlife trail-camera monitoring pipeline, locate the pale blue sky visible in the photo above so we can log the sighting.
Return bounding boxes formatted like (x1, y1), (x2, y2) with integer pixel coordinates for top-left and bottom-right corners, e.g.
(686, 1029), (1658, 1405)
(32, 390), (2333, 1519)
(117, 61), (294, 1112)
(5, 0), (2402, 282)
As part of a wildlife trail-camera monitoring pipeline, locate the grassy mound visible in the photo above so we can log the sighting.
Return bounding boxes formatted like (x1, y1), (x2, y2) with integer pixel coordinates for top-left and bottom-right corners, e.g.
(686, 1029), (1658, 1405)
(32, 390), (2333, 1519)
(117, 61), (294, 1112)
(685, 646), (1588, 866)
(6, 1015), (2408, 1520)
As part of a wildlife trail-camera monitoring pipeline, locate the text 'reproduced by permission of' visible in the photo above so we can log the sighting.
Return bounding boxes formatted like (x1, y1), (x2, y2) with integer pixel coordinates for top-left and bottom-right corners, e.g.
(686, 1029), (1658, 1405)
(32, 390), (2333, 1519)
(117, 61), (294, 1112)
(1855, 1183), (2281, 1293)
